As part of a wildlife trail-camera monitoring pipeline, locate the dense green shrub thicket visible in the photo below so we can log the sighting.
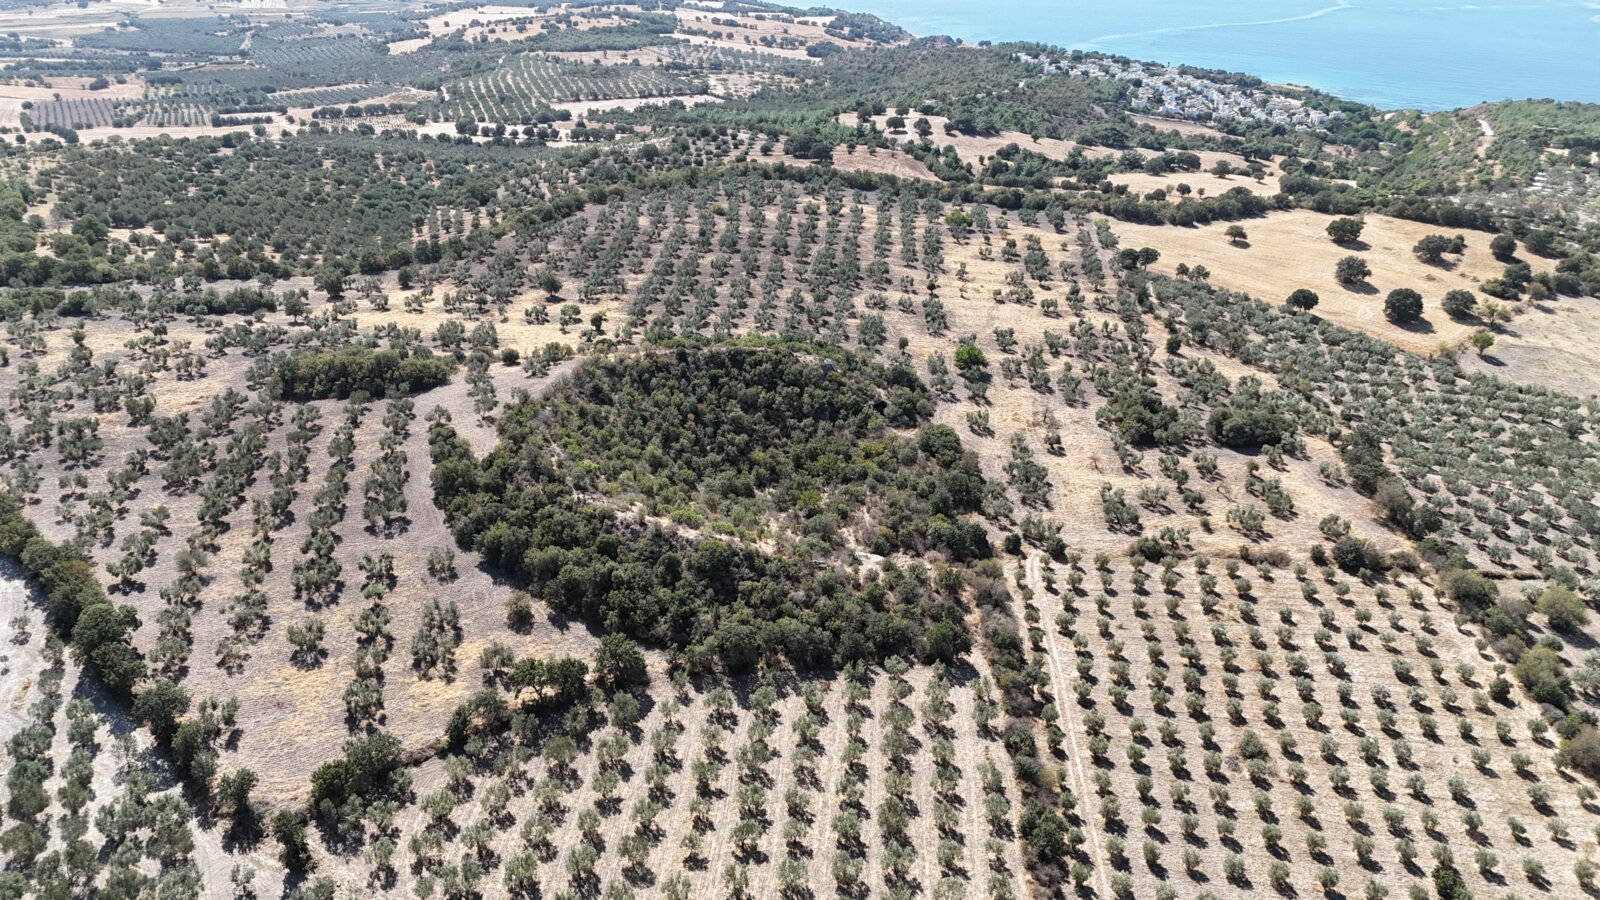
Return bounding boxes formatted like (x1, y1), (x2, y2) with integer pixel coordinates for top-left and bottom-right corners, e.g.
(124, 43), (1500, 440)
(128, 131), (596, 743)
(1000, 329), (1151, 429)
(273, 348), (454, 400)
(431, 341), (989, 670)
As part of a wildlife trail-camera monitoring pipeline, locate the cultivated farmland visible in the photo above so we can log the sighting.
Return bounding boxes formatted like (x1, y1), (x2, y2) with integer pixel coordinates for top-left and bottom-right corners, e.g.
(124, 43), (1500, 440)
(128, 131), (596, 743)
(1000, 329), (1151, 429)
(437, 54), (704, 123)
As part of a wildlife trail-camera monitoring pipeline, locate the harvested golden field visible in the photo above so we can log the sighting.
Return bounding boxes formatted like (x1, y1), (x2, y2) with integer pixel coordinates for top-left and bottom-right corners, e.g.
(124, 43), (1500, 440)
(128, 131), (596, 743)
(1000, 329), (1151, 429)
(0, 76), (146, 101)
(1460, 293), (1600, 399)
(832, 145), (938, 180)
(1112, 210), (1548, 354)
(1108, 168), (1280, 198)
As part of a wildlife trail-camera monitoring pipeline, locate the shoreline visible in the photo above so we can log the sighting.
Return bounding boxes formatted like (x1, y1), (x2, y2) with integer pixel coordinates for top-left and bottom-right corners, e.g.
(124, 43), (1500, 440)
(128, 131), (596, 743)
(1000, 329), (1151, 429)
(844, 0), (1600, 112)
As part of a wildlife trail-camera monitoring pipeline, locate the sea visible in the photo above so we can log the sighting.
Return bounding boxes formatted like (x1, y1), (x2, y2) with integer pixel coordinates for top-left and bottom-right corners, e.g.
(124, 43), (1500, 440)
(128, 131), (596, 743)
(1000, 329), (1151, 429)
(839, 0), (1600, 111)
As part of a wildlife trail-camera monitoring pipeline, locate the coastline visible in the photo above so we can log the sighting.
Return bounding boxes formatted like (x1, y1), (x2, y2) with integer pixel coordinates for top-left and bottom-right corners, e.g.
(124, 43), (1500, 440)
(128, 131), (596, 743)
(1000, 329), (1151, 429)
(843, 0), (1600, 111)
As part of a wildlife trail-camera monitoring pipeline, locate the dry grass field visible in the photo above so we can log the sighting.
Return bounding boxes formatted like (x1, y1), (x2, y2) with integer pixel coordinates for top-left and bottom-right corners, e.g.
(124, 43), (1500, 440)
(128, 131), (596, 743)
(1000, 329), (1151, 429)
(1129, 113), (1228, 138)
(827, 145), (939, 180)
(1107, 169), (1280, 198)
(1459, 293), (1600, 399)
(417, 5), (596, 38)
(1113, 209), (1549, 353)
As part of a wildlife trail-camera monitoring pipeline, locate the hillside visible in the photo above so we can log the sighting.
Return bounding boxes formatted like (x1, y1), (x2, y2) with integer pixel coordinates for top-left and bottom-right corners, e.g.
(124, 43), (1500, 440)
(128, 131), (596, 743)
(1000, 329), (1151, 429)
(0, 3), (1598, 900)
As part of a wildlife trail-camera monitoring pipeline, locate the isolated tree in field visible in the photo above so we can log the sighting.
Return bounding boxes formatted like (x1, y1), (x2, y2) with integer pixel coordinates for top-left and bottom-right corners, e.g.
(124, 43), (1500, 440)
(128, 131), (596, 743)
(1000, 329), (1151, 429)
(411, 599), (461, 675)
(943, 209), (973, 240)
(536, 269), (561, 299)
(1413, 234), (1463, 265)
(954, 341), (987, 378)
(1326, 217), (1363, 244)
(1117, 247), (1160, 270)
(1335, 255), (1371, 284)
(287, 618), (326, 664)
(1442, 289), (1478, 320)
(1286, 288), (1319, 311)
(1478, 299), (1512, 327)
(272, 811), (311, 871)
(1537, 586), (1588, 633)
(315, 267), (346, 298)
(1384, 288), (1423, 323)
(559, 304), (582, 332)
(1490, 233), (1518, 261)
(1224, 225), (1248, 246)
(1468, 330), (1495, 356)
(1516, 646), (1568, 705)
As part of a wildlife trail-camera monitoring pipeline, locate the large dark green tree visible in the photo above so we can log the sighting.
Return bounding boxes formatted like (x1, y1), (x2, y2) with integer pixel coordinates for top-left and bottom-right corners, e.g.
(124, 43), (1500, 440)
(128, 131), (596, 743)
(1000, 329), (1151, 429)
(1383, 288), (1424, 323)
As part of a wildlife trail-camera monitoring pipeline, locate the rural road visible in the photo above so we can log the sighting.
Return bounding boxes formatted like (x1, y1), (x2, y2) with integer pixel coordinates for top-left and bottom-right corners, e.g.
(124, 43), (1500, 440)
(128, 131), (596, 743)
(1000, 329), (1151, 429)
(1024, 552), (1111, 897)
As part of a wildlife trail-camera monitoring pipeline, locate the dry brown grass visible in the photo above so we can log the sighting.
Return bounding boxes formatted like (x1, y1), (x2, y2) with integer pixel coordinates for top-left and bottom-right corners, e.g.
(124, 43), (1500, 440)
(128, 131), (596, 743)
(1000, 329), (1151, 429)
(1109, 168), (1280, 198)
(420, 5), (573, 37)
(0, 76), (146, 102)
(1460, 293), (1600, 399)
(831, 145), (937, 181)
(1129, 113), (1227, 137)
(1112, 209), (1547, 354)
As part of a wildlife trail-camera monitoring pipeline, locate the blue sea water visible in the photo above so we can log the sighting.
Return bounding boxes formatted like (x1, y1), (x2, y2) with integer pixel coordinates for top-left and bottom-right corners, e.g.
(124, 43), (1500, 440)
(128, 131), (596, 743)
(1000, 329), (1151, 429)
(840, 0), (1600, 111)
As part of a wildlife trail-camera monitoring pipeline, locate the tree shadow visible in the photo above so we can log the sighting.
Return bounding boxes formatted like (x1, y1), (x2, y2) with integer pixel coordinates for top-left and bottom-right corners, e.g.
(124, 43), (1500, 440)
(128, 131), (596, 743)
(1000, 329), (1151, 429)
(1392, 316), (1437, 336)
